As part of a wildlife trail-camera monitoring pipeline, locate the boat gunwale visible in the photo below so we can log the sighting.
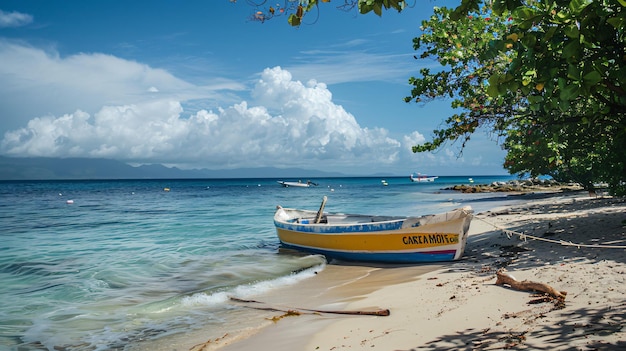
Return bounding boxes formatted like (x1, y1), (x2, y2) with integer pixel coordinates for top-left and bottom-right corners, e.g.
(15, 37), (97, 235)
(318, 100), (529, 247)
(275, 208), (427, 224)
(274, 207), (469, 226)
(274, 207), (472, 235)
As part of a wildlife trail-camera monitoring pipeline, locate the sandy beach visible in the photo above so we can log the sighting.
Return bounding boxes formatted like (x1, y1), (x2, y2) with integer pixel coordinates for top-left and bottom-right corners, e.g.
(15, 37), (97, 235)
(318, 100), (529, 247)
(184, 190), (625, 351)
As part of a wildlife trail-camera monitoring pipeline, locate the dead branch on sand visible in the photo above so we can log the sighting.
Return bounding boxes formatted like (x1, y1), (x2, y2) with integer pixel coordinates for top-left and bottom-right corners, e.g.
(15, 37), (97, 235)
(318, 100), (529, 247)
(230, 297), (390, 316)
(495, 268), (567, 300)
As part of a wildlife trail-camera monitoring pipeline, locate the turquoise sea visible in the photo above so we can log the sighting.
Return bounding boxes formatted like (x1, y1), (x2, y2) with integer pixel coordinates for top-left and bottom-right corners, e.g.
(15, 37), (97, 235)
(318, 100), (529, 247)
(0, 175), (520, 351)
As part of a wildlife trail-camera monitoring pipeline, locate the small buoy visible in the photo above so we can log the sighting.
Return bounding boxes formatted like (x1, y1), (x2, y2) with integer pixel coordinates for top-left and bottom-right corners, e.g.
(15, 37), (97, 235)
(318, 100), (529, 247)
(66, 200), (74, 204)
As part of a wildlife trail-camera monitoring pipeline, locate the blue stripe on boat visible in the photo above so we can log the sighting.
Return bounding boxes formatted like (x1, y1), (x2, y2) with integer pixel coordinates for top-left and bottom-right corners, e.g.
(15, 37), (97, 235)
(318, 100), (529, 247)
(274, 220), (405, 234)
(279, 243), (457, 263)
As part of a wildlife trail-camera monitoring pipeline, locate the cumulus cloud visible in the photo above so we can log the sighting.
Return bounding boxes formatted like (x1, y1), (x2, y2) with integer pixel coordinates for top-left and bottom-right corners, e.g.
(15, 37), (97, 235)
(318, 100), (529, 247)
(2, 66), (428, 173)
(0, 9), (33, 28)
(0, 40), (503, 175)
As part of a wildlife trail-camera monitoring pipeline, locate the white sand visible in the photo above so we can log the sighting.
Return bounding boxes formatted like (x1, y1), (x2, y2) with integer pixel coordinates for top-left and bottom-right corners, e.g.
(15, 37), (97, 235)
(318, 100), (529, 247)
(191, 191), (626, 351)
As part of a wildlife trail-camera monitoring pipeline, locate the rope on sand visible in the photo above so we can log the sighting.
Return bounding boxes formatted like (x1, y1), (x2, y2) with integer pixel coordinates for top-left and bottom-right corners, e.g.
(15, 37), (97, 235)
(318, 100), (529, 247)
(471, 212), (626, 249)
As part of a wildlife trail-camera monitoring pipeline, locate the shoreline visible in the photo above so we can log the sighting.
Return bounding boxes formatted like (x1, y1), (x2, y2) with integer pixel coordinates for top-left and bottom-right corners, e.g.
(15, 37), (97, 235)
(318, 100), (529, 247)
(162, 190), (625, 351)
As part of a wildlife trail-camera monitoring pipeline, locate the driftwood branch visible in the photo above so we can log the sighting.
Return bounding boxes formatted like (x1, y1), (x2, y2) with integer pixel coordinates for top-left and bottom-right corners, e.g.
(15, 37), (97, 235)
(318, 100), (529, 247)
(495, 269), (567, 300)
(230, 297), (390, 316)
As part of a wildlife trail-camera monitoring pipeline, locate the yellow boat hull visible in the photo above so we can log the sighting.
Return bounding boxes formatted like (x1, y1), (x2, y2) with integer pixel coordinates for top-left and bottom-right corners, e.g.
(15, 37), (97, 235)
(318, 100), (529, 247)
(274, 206), (473, 263)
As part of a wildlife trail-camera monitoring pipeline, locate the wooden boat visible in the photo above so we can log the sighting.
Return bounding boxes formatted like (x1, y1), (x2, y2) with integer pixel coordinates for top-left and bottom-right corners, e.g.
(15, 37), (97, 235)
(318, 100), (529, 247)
(274, 197), (473, 263)
(277, 180), (317, 187)
(410, 173), (439, 182)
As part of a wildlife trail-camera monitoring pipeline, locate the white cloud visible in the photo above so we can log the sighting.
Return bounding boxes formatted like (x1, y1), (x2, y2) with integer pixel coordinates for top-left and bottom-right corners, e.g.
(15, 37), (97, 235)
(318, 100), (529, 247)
(1, 67), (421, 173)
(0, 9), (33, 28)
(0, 40), (243, 134)
(402, 131), (426, 150)
(0, 41), (506, 175)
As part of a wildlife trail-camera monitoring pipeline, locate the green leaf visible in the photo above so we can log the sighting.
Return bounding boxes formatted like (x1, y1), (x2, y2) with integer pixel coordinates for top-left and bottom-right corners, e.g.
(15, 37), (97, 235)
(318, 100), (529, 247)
(563, 24), (580, 39)
(521, 33), (537, 48)
(567, 65), (581, 80)
(288, 14), (301, 26)
(562, 40), (580, 59)
(492, 0), (506, 15)
(557, 98), (571, 112)
(569, 0), (593, 15)
(607, 16), (626, 30)
(560, 82), (580, 101)
(555, 10), (570, 21)
(544, 26), (558, 42)
(582, 70), (602, 86)
(487, 74), (502, 97)
(527, 95), (543, 104)
(513, 6), (536, 21)
(373, 2), (382, 16)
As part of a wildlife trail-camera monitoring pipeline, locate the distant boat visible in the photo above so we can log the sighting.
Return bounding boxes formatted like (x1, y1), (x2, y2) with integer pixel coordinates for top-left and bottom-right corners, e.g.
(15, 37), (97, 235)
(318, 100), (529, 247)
(410, 173), (439, 182)
(277, 180), (317, 188)
(274, 196), (473, 263)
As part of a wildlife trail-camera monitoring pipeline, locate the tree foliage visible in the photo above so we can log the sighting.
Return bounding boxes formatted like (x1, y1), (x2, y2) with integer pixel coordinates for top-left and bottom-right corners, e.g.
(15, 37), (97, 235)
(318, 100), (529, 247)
(406, 0), (626, 195)
(404, 6), (518, 152)
(242, 0), (407, 26)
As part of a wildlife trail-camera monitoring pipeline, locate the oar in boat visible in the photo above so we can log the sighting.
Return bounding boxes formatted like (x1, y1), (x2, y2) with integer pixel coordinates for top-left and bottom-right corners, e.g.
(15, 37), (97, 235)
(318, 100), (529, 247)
(315, 196), (327, 224)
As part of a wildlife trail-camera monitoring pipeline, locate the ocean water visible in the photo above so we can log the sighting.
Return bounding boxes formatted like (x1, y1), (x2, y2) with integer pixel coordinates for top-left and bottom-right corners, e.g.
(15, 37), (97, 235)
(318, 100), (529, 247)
(0, 175), (518, 351)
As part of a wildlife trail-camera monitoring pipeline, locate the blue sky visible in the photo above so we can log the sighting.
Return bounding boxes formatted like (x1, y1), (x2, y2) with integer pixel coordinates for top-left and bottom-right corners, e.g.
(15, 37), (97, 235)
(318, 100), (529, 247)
(0, 0), (508, 176)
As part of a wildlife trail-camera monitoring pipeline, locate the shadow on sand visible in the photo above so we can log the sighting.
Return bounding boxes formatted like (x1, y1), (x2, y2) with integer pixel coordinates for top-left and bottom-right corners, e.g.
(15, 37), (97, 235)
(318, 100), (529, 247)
(401, 195), (626, 350)
(407, 302), (625, 350)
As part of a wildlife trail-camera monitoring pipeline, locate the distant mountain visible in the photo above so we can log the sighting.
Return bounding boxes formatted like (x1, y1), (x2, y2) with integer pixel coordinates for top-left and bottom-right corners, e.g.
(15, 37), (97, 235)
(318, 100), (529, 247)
(0, 156), (348, 180)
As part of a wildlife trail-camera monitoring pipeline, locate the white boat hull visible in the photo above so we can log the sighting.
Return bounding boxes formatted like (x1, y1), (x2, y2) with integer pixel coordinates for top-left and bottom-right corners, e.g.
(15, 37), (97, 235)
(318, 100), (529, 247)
(410, 174), (438, 182)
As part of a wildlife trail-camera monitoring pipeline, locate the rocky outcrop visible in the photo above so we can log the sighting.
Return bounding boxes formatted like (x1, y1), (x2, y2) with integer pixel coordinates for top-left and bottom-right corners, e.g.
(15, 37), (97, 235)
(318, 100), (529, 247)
(445, 179), (583, 193)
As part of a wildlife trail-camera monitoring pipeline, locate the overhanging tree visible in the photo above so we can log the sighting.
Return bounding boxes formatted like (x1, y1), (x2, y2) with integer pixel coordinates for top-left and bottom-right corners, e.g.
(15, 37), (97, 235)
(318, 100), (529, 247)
(403, 5), (518, 153)
(242, 0), (407, 26)
(405, 0), (625, 195)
